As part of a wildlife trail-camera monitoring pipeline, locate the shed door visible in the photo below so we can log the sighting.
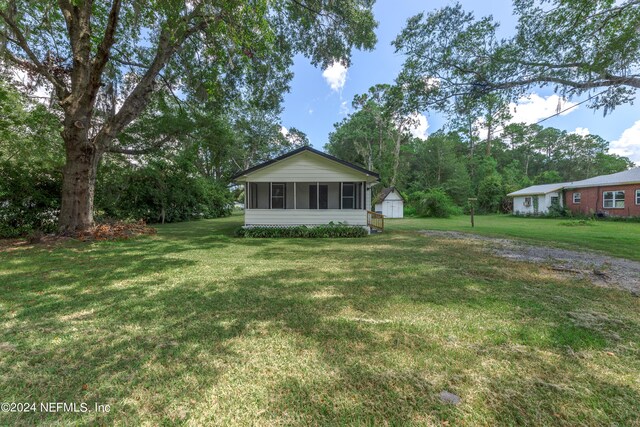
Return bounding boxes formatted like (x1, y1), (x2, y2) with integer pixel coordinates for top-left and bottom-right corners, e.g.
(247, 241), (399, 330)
(391, 201), (403, 218)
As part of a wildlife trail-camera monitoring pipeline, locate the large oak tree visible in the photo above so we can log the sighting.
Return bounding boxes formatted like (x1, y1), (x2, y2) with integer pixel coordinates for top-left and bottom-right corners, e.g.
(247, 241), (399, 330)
(0, 0), (377, 234)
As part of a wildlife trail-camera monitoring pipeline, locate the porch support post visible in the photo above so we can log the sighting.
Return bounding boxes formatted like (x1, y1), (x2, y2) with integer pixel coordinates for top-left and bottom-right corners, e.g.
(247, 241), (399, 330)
(269, 182), (272, 209)
(316, 181), (319, 210)
(294, 182), (297, 209)
(340, 182), (343, 209)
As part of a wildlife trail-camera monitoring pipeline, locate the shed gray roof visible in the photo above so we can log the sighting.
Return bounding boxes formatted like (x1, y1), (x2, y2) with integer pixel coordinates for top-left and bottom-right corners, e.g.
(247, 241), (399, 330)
(374, 187), (404, 204)
(564, 167), (640, 189)
(507, 183), (570, 197)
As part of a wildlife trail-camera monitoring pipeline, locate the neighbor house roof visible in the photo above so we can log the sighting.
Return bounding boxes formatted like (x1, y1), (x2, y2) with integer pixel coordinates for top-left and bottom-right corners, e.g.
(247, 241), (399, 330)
(507, 183), (570, 197)
(374, 187), (404, 204)
(231, 146), (380, 180)
(564, 167), (640, 189)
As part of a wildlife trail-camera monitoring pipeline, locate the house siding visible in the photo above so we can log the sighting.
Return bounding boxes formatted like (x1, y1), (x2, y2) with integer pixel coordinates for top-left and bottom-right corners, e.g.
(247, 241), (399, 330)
(245, 209), (368, 226)
(564, 184), (640, 217)
(512, 192), (562, 215)
(246, 152), (371, 182)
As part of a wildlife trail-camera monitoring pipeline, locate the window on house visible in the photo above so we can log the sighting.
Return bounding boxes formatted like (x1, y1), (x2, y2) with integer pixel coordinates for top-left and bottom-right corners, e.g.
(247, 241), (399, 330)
(603, 191), (625, 208)
(573, 192), (581, 204)
(523, 197), (532, 207)
(550, 196), (559, 206)
(636, 189), (640, 205)
(342, 183), (355, 209)
(271, 183), (285, 209)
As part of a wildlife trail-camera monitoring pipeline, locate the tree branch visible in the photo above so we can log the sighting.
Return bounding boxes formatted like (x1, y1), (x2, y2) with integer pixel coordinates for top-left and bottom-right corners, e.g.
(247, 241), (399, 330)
(96, 5), (209, 151)
(0, 10), (68, 95)
(105, 134), (173, 155)
(492, 74), (640, 91)
(91, 0), (122, 85)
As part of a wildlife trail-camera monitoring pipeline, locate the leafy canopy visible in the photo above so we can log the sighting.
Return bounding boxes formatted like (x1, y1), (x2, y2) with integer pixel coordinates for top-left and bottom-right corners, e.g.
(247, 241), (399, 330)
(393, 0), (640, 115)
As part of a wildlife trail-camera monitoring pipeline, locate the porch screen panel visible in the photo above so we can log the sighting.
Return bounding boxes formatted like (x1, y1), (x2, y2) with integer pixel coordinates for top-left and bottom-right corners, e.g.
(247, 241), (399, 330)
(271, 183), (285, 209)
(342, 183), (355, 209)
(286, 183), (295, 209)
(327, 182), (340, 209)
(309, 184), (329, 209)
(296, 182), (311, 209)
(255, 182), (269, 209)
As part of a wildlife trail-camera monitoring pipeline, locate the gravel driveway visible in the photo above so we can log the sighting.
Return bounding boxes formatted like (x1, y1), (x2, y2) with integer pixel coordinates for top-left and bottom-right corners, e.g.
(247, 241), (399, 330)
(419, 230), (640, 295)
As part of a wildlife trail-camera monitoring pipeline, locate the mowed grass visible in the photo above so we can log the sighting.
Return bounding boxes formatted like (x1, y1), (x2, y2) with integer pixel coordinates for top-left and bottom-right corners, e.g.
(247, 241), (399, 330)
(392, 214), (640, 261)
(0, 214), (639, 426)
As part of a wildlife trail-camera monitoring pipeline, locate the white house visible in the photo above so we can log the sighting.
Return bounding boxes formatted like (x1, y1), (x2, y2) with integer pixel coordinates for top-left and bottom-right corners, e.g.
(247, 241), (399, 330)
(374, 187), (404, 218)
(232, 146), (382, 230)
(507, 182), (569, 215)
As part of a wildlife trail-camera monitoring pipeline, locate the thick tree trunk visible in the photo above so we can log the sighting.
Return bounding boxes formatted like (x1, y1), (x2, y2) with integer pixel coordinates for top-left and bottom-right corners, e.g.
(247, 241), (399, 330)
(59, 138), (102, 235)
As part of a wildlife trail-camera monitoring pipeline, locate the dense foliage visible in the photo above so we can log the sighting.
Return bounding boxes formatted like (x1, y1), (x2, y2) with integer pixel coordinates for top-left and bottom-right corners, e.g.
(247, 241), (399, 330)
(96, 157), (233, 224)
(236, 225), (369, 238)
(408, 188), (461, 218)
(326, 88), (634, 215)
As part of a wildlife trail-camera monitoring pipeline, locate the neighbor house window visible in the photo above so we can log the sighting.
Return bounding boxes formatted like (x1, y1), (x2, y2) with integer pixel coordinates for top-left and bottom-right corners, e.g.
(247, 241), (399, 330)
(523, 197), (532, 207)
(550, 196), (559, 206)
(603, 191), (624, 208)
(342, 183), (355, 209)
(636, 189), (640, 205)
(573, 192), (581, 204)
(271, 183), (285, 209)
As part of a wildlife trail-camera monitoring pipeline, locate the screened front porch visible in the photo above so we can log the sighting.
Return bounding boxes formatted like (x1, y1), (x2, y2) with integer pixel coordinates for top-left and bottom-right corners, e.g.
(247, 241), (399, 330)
(245, 182), (367, 210)
(243, 181), (370, 227)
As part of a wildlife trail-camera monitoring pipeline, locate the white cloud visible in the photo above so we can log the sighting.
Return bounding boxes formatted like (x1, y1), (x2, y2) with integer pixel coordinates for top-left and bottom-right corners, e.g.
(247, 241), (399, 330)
(280, 126), (289, 137)
(308, 108), (314, 115)
(571, 127), (590, 136)
(610, 120), (640, 164)
(339, 101), (350, 115)
(322, 62), (348, 92)
(509, 94), (577, 124)
(407, 112), (429, 140)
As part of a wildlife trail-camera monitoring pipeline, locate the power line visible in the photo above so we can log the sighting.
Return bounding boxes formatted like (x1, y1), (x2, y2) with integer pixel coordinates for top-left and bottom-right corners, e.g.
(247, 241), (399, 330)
(489, 88), (610, 137)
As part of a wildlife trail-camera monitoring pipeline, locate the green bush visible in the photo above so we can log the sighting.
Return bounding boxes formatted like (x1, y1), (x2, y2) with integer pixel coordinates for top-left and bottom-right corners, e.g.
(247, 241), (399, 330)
(547, 202), (570, 218)
(236, 224), (368, 238)
(0, 161), (62, 238)
(477, 173), (504, 213)
(409, 188), (461, 218)
(96, 158), (233, 223)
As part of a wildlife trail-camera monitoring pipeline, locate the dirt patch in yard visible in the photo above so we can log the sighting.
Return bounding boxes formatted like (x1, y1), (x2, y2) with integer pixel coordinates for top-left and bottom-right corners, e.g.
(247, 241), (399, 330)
(419, 230), (640, 295)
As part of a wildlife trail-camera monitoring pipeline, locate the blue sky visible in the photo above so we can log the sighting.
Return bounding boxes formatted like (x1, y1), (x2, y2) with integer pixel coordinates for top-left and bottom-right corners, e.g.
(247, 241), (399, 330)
(280, 0), (640, 164)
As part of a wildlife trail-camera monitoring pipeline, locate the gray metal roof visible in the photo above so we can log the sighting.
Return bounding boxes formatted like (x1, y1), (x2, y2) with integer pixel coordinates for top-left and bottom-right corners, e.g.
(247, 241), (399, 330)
(507, 182), (570, 197)
(564, 167), (640, 189)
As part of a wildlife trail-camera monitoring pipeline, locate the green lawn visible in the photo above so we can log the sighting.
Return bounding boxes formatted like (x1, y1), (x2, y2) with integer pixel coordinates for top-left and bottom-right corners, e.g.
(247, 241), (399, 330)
(392, 214), (640, 261)
(1, 214), (639, 425)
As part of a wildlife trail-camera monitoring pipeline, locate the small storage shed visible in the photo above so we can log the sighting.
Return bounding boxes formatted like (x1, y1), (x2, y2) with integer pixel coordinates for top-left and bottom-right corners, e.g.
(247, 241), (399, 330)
(374, 187), (404, 218)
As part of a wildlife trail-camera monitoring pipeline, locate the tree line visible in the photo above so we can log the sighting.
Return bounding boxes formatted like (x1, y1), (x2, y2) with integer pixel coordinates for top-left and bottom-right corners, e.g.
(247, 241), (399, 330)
(326, 85), (634, 215)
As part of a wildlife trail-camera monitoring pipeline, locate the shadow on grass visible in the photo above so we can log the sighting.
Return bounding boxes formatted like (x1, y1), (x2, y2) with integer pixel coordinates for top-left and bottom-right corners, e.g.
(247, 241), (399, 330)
(1, 217), (639, 424)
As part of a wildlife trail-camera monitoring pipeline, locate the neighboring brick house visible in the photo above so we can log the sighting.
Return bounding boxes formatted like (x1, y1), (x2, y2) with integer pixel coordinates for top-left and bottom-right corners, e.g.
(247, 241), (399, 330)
(509, 168), (640, 217)
(563, 168), (640, 217)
